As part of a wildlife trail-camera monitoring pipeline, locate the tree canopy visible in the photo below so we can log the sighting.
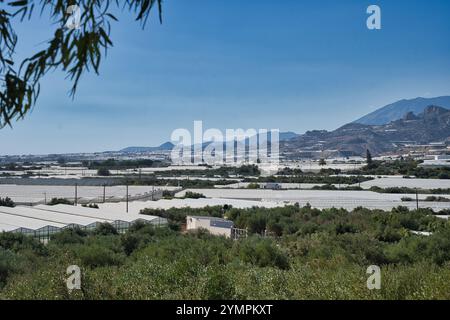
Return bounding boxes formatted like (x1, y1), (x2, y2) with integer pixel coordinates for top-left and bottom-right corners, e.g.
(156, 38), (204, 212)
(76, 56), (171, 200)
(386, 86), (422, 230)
(0, 0), (162, 128)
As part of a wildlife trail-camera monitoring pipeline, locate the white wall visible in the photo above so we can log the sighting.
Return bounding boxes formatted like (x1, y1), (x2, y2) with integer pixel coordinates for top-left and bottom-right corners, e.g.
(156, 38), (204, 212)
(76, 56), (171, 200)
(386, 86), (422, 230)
(186, 216), (232, 237)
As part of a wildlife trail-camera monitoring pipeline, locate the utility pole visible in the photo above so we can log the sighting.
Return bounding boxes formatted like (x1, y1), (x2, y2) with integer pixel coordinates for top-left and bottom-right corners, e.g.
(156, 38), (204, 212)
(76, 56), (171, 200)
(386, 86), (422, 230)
(415, 188), (419, 210)
(126, 184), (129, 213)
(74, 183), (78, 206)
(103, 184), (106, 203)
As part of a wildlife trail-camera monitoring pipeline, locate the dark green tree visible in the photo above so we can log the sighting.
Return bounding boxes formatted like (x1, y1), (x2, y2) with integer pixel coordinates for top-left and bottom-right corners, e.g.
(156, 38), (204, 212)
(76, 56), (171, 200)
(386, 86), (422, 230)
(0, 197), (15, 207)
(366, 149), (373, 167)
(97, 168), (111, 176)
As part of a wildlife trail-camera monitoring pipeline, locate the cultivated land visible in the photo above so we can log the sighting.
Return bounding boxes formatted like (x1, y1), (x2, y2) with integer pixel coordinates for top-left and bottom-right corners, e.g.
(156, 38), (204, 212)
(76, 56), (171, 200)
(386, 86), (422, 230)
(176, 188), (450, 212)
(1, 205), (450, 300)
(358, 177), (450, 189)
(1, 159), (450, 300)
(0, 185), (178, 204)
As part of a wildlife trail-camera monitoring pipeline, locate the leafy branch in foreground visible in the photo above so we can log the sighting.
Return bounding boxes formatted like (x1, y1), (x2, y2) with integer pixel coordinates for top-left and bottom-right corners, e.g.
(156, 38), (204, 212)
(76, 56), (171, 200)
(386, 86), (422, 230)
(0, 0), (162, 127)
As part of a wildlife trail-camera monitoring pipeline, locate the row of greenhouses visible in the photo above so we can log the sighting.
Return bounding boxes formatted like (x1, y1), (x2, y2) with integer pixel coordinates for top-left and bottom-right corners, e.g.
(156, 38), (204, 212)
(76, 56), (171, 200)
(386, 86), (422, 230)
(0, 204), (166, 241)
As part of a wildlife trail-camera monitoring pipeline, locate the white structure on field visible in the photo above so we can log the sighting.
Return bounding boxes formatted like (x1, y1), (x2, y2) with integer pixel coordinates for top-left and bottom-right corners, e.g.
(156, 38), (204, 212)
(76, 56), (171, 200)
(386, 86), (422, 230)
(0, 204), (167, 241)
(186, 216), (234, 238)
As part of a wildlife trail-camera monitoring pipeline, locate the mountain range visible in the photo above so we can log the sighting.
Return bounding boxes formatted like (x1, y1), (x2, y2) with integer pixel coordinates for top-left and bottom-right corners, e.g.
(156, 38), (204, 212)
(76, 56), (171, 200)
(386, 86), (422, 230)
(283, 105), (450, 157)
(119, 96), (450, 157)
(354, 96), (450, 125)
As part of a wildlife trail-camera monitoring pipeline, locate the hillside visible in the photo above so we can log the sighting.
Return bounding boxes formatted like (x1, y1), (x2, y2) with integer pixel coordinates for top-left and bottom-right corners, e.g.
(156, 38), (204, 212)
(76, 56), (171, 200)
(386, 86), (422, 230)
(354, 96), (450, 125)
(282, 105), (450, 157)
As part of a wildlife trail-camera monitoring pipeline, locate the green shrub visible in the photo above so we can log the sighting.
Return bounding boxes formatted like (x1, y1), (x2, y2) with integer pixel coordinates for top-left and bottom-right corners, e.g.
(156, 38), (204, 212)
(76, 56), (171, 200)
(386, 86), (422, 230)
(234, 237), (289, 270)
(47, 198), (73, 206)
(93, 223), (118, 236)
(0, 197), (15, 207)
(184, 191), (206, 199)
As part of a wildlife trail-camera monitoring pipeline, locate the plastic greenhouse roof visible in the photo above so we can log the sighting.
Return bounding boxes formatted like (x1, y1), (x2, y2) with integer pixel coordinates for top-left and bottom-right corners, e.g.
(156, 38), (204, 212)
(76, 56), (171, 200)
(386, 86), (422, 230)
(34, 204), (162, 223)
(0, 211), (65, 231)
(0, 206), (104, 227)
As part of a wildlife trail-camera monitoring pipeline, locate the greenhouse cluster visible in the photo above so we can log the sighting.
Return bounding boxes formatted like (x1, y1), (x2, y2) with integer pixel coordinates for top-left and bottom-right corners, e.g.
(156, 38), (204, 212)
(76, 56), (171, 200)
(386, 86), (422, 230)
(0, 204), (167, 241)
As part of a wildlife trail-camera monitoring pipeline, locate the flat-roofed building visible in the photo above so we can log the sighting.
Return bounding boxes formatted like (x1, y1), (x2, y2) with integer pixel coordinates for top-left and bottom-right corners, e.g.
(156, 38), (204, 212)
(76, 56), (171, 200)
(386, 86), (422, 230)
(186, 216), (234, 238)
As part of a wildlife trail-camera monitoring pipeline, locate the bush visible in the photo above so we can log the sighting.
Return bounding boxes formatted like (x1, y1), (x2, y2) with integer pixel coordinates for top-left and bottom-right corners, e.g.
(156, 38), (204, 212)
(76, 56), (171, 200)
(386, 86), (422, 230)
(76, 245), (124, 268)
(0, 197), (15, 207)
(184, 191), (206, 199)
(82, 203), (99, 208)
(202, 270), (236, 300)
(50, 227), (87, 245)
(47, 198), (73, 206)
(93, 223), (118, 236)
(0, 249), (24, 287)
(97, 168), (111, 176)
(234, 237), (289, 270)
(0, 232), (47, 255)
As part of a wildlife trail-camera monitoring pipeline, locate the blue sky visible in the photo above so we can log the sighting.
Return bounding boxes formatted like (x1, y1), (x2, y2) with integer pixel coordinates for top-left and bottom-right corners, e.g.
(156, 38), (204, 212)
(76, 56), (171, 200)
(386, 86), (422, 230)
(1, 0), (450, 155)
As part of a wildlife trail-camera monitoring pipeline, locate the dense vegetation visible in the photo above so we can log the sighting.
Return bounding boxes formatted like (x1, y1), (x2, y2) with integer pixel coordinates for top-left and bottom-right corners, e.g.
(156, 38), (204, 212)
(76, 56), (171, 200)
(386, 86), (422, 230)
(96, 168), (111, 177)
(0, 203), (449, 300)
(0, 164), (42, 171)
(124, 176), (238, 188)
(0, 197), (15, 207)
(183, 191), (206, 199)
(245, 175), (371, 185)
(154, 165), (261, 178)
(369, 186), (450, 195)
(351, 159), (450, 179)
(1, 205), (448, 299)
(47, 198), (74, 206)
(87, 159), (168, 170)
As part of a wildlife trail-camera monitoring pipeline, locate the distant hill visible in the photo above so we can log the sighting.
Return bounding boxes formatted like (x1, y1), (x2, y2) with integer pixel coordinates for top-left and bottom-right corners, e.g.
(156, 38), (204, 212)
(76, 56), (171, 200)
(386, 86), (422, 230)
(120, 142), (174, 153)
(354, 96), (450, 125)
(283, 105), (450, 156)
(279, 131), (299, 141)
(120, 132), (298, 153)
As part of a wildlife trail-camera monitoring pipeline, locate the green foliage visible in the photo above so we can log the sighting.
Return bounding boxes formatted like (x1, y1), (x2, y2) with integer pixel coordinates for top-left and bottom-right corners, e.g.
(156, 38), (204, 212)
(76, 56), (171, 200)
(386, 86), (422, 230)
(247, 182), (260, 189)
(246, 175), (371, 185)
(276, 167), (303, 175)
(0, 196), (15, 207)
(92, 223), (118, 236)
(233, 237), (289, 270)
(47, 198), (74, 206)
(0, 0), (163, 127)
(370, 186), (450, 194)
(96, 168), (111, 176)
(353, 159), (450, 179)
(0, 232), (47, 255)
(82, 203), (99, 208)
(88, 158), (167, 170)
(1, 205), (450, 299)
(50, 227), (88, 245)
(183, 191), (206, 199)
(424, 196), (450, 202)
(366, 149), (374, 167)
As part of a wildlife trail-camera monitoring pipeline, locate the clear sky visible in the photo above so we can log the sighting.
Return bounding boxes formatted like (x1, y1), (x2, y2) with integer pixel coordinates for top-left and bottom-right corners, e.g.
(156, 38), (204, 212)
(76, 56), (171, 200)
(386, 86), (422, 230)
(1, 0), (450, 155)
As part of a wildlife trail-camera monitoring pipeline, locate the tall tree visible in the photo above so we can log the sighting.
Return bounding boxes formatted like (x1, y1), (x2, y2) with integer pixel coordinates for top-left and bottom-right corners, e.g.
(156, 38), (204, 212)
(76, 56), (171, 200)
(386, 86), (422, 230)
(0, 0), (162, 128)
(366, 149), (373, 166)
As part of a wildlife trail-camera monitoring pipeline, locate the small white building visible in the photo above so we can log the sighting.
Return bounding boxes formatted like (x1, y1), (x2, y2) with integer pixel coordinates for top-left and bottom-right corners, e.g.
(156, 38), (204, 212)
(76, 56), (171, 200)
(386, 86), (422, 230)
(263, 182), (281, 190)
(186, 216), (234, 238)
